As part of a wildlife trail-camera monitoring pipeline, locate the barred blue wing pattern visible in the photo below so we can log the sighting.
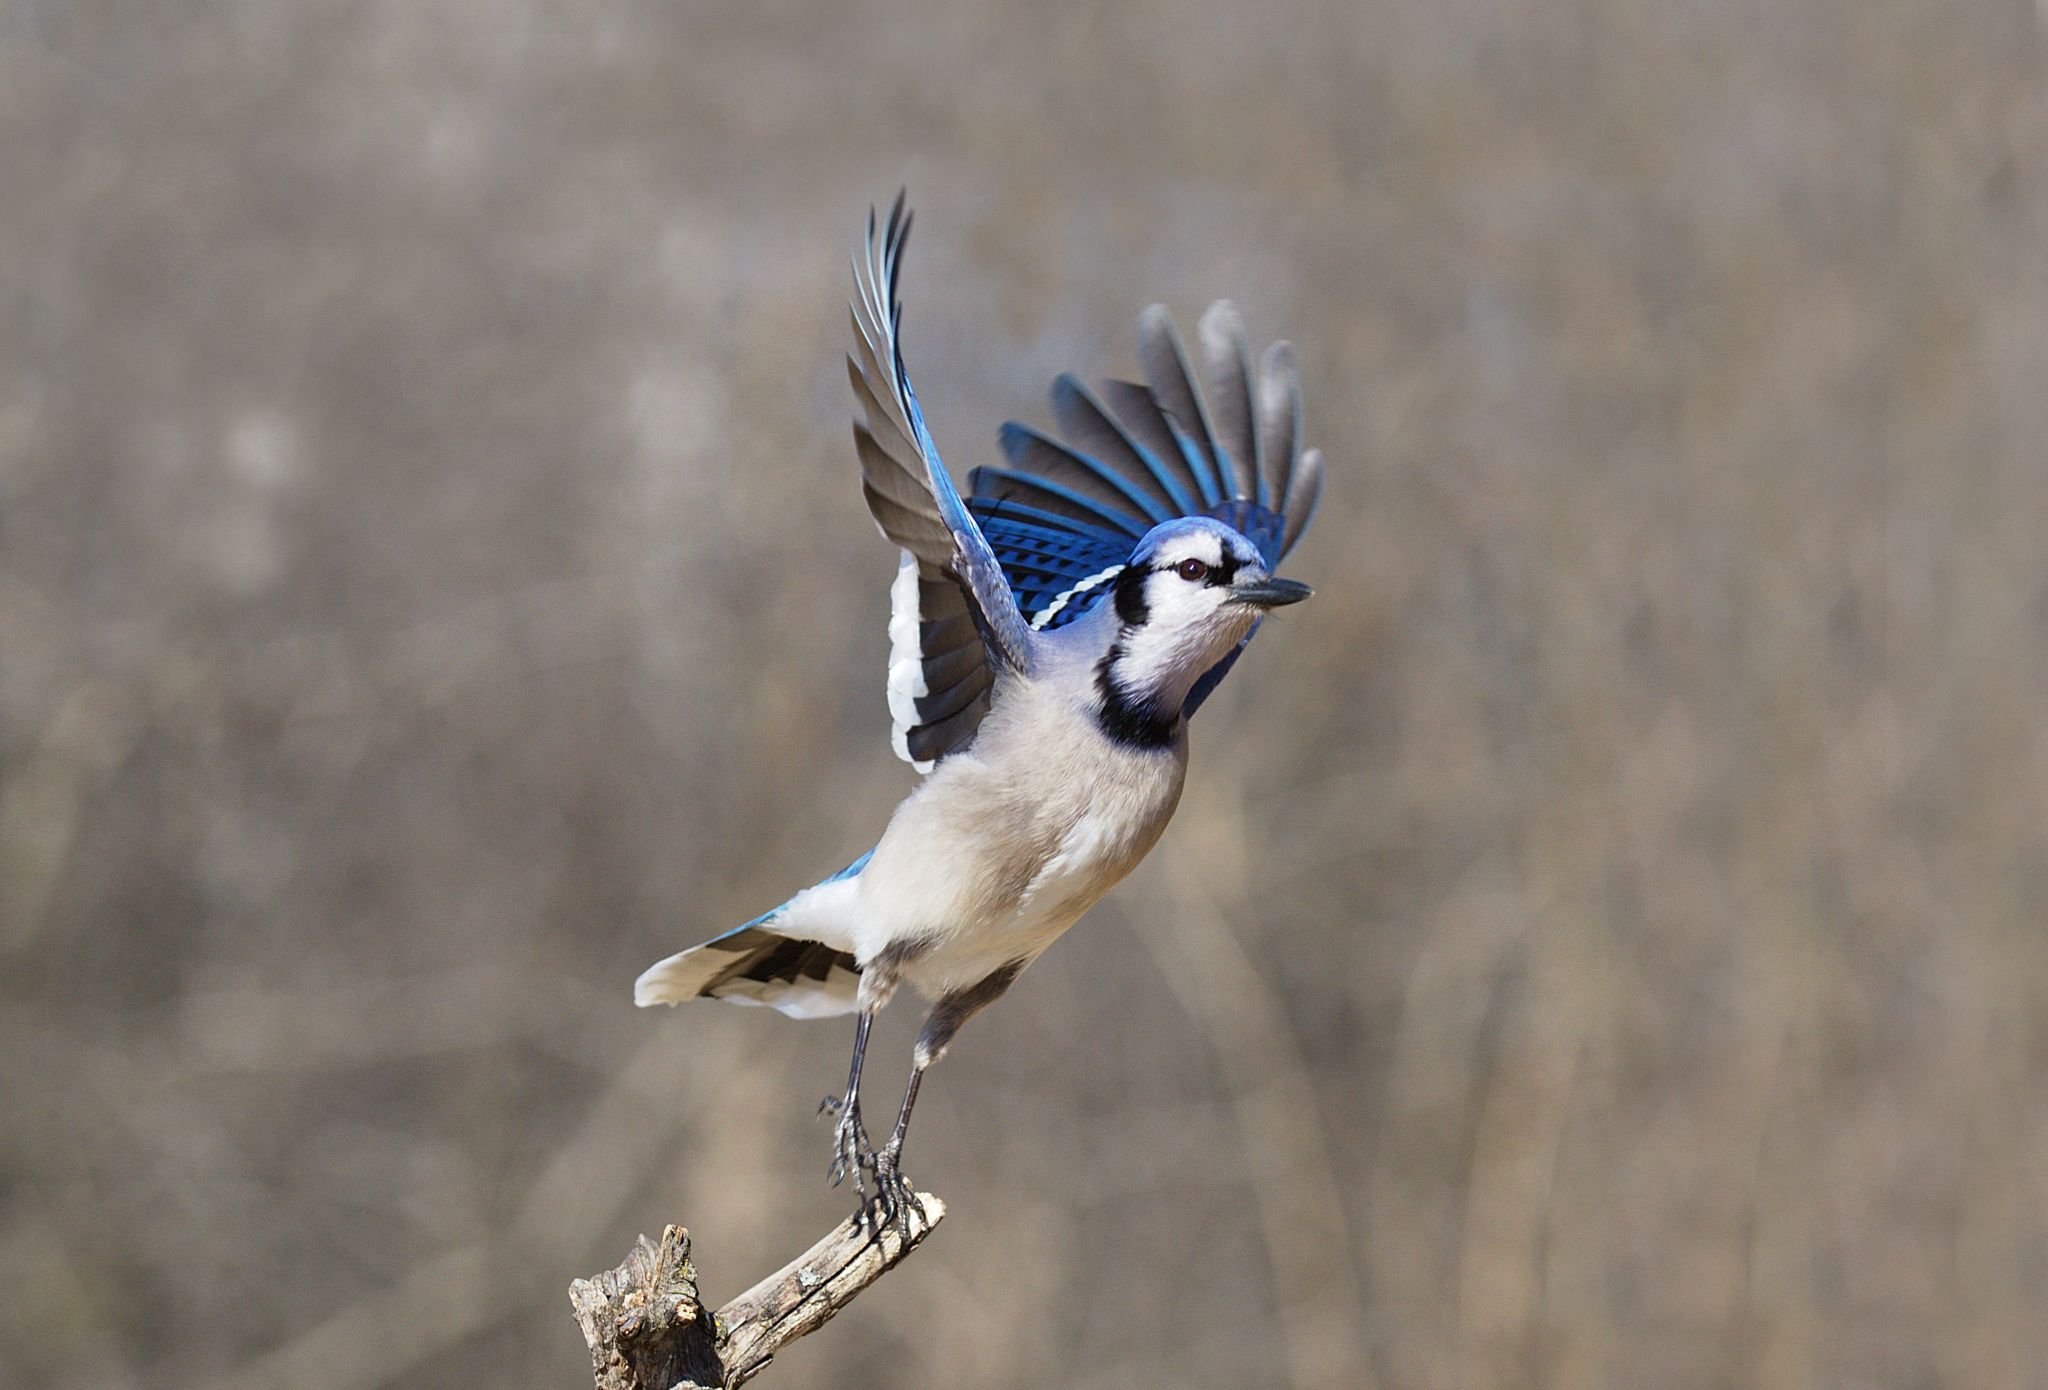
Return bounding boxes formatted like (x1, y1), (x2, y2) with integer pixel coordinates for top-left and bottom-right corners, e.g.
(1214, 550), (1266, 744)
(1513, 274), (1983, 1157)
(968, 303), (1323, 662)
(969, 491), (1138, 631)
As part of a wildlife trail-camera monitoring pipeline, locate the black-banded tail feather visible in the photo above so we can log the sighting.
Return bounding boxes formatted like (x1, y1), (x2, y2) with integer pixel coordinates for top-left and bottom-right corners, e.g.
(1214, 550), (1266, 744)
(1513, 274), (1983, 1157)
(634, 850), (872, 1020)
(635, 928), (862, 1020)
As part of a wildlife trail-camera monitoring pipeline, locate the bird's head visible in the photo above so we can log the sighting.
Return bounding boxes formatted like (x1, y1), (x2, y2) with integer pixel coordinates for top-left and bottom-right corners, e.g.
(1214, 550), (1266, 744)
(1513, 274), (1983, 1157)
(1092, 517), (1310, 746)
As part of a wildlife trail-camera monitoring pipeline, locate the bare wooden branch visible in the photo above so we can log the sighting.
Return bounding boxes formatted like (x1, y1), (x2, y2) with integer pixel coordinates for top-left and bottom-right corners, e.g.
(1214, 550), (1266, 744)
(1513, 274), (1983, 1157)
(717, 1196), (945, 1384)
(569, 1226), (726, 1390)
(569, 1196), (946, 1389)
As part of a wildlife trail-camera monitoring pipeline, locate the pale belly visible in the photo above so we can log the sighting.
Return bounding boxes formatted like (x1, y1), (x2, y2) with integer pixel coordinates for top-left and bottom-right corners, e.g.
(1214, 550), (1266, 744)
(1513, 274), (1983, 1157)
(847, 719), (1188, 998)
(898, 803), (1168, 995)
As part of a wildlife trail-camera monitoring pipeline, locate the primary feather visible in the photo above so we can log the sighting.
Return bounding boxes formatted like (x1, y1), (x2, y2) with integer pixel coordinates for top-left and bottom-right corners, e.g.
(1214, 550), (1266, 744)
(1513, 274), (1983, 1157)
(848, 194), (1031, 771)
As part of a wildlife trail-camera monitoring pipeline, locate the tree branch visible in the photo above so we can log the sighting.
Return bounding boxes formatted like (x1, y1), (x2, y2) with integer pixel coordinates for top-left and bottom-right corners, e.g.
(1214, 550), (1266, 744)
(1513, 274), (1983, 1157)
(568, 1195), (945, 1389)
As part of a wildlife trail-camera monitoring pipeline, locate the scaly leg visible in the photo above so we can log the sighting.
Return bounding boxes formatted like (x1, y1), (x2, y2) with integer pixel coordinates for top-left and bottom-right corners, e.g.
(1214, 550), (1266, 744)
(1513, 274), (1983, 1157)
(870, 1064), (927, 1235)
(820, 1009), (877, 1200)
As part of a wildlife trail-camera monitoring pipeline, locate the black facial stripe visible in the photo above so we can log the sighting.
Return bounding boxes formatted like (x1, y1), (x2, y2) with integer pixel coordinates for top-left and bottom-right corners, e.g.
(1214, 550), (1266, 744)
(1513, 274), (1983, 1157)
(1112, 562), (1150, 626)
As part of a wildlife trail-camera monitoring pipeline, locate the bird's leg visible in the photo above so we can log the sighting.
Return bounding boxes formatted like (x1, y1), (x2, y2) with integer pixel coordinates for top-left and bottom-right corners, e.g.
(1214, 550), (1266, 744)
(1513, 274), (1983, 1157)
(869, 1062), (927, 1235)
(822, 1009), (877, 1197)
(870, 960), (1025, 1235)
(823, 958), (911, 1201)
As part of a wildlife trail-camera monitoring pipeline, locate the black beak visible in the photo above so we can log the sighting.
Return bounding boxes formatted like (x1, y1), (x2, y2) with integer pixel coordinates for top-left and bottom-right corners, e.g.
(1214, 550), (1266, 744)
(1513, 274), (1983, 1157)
(1228, 576), (1313, 609)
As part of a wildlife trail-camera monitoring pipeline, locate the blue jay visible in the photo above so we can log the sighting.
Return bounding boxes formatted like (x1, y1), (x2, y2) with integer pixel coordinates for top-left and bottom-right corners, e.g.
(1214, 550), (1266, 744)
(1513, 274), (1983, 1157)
(636, 195), (1322, 1222)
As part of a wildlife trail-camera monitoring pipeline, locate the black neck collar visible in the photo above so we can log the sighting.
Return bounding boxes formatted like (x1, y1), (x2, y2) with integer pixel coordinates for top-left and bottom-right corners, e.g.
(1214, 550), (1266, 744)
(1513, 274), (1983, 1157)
(1093, 644), (1178, 750)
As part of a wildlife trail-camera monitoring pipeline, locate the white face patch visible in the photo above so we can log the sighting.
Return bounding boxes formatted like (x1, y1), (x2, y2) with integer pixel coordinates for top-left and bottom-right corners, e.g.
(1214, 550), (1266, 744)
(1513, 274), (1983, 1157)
(1105, 527), (1266, 711)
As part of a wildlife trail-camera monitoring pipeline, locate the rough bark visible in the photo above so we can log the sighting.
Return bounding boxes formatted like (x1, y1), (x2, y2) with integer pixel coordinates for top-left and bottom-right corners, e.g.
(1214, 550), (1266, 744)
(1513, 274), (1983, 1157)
(569, 1196), (945, 1389)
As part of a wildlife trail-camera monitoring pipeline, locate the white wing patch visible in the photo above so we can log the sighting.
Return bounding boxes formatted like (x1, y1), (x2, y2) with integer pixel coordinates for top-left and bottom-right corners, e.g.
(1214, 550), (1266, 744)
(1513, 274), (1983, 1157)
(885, 550), (937, 772)
(1029, 563), (1126, 631)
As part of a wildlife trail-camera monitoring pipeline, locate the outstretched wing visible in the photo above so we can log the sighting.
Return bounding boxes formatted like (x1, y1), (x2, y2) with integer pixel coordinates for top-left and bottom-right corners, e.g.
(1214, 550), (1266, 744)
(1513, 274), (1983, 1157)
(969, 301), (1323, 709)
(849, 195), (1033, 771)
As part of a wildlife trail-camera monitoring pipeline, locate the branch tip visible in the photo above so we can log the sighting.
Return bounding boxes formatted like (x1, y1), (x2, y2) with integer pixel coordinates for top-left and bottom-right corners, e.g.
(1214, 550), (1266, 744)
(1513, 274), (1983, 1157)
(570, 1196), (946, 1389)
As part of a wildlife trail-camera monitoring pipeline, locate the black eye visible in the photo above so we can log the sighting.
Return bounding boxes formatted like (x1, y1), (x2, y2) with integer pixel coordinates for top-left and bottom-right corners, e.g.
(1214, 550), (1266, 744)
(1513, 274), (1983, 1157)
(1175, 558), (1210, 582)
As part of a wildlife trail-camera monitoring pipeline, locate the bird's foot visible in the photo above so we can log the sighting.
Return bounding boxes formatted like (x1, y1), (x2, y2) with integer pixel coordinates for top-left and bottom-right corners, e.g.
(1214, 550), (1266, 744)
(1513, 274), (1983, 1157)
(863, 1144), (927, 1241)
(823, 1095), (877, 1198)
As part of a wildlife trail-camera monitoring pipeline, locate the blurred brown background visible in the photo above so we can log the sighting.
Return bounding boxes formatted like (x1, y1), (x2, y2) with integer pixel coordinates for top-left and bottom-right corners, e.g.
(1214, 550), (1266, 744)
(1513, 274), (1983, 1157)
(3, 3), (2044, 1387)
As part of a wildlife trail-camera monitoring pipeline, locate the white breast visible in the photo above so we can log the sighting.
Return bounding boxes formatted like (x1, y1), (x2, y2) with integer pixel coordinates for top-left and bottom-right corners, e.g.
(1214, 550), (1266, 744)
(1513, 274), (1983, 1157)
(847, 675), (1189, 997)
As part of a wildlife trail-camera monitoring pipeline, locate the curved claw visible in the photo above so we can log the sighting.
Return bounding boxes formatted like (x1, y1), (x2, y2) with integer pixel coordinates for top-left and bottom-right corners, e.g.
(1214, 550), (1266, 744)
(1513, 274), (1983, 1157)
(865, 1147), (927, 1240)
(826, 1098), (878, 1201)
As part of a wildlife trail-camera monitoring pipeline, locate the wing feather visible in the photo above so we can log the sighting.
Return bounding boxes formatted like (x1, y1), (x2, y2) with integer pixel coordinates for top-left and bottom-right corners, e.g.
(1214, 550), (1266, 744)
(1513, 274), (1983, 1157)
(969, 300), (1322, 664)
(1282, 445), (1324, 556)
(989, 423), (1159, 530)
(917, 664), (993, 723)
(904, 696), (990, 765)
(849, 194), (1032, 769)
(1047, 375), (1187, 520)
(1198, 301), (1262, 505)
(1098, 378), (1225, 509)
(1256, 340), (1300, 511)
(1136, 304), (1229, 505)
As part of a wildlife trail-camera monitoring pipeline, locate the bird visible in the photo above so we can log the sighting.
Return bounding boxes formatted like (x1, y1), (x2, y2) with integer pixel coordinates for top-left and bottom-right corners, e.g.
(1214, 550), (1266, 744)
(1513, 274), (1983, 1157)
(635, 194), (1323, 1226)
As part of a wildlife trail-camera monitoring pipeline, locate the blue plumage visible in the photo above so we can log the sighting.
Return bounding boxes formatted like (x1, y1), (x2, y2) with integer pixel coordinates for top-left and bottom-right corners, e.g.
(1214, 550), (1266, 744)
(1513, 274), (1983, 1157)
(637, 194), (1324, 1228)
(965, 300), (1317, 653)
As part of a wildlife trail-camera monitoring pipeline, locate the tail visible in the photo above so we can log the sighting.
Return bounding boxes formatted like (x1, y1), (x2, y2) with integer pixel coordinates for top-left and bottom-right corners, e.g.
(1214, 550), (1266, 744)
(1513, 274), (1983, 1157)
(634, 928), (861, 1019)
(633, 850), (871, 1020)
